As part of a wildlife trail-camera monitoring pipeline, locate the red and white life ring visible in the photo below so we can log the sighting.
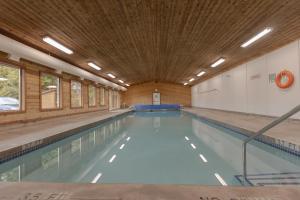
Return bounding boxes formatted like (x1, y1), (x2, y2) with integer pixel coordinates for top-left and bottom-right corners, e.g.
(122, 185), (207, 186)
(275, 70), (294, 89)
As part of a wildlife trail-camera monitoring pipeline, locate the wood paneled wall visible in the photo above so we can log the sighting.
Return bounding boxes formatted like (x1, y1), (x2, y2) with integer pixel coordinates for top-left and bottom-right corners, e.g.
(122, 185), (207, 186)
(121, 82), (191, 107)
(0, 53), (110, 125)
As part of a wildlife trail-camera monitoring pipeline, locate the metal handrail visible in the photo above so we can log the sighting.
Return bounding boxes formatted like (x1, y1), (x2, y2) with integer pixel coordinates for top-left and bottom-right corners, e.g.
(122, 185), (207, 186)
(242, 104), (300, 185)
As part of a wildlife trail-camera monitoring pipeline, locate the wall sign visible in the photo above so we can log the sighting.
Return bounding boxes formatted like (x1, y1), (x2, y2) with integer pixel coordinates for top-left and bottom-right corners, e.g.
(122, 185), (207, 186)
(269, 73), (276, 83)
(152, 92), (160, 105)
(250, 74), (261, 80)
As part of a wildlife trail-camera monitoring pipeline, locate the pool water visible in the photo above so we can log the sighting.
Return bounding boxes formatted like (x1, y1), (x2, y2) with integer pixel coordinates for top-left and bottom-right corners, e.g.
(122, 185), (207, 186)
(0, 111), (299, 185)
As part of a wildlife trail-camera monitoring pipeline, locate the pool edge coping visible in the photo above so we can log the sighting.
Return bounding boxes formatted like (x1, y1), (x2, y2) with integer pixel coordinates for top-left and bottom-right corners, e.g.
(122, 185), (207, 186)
(0, 110), (132, 164)
(183, 109), (300, 157)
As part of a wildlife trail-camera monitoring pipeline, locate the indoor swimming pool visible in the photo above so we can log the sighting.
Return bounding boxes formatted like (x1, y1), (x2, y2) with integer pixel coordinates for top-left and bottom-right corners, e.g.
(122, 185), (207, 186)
(0, 111), (299, 186)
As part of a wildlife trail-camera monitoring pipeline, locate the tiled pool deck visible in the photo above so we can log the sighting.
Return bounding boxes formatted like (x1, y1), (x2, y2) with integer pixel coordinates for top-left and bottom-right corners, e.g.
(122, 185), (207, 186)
(0, 182), (300, 200)
(184, 107), (300, 155)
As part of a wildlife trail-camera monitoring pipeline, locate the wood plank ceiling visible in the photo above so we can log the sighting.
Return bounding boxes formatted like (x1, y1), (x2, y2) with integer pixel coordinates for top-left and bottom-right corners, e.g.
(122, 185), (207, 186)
(0, 0), (300, 86)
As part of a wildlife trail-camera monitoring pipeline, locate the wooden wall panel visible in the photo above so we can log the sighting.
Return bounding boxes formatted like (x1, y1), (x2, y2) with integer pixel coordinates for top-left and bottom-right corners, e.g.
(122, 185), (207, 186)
(121, 82), (191, 107)
(0, 53), (110, 125)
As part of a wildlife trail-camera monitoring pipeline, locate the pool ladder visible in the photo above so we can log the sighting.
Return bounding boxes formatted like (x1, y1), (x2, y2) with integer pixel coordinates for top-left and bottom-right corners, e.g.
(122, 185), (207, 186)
(242, 104), (300, 185)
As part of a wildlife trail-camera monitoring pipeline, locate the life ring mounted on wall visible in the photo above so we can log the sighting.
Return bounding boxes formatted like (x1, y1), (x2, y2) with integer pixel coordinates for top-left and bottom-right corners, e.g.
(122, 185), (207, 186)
(275, 70), (294, 89)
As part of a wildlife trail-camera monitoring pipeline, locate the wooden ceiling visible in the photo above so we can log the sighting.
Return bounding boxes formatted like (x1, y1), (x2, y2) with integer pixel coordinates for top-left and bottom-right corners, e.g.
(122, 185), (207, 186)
(0, 0), (300, 86)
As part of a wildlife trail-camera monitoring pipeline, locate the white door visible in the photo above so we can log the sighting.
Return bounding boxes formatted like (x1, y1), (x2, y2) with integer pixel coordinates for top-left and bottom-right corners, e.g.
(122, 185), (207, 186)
(152, 92), (160, 105)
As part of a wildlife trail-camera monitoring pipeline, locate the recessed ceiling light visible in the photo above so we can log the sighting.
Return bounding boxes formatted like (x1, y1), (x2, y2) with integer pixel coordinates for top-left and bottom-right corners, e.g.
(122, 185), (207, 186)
(189, 78), (195, 82)
(42, 36), (73, 54)
(183, 83), (188, 85)
(125, 84), (130, 87)
(197, 71), (206, 77)
(118, 80), (124, 83)
(241, 27), (272, 48)
(211, 58), (225, 68)
(88, 62), (101, 70)
(107, 73), (116, 78)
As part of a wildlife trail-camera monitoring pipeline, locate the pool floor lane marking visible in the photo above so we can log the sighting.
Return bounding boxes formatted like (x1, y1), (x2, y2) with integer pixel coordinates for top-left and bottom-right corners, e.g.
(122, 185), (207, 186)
(91, 173), (102, 183)
(190, 143), (196, 149)
(109, 154), (117, 163)
(185, 136), (190, 141)
(126, 137), (131, 141)
(214, 173), (227, 186)
(199, 154), (208, 163)
(119, 144), (125, 150)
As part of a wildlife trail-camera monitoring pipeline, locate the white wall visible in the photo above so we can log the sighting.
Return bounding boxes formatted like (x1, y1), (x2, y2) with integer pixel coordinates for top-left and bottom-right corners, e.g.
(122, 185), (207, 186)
(192, 40), (300, 119)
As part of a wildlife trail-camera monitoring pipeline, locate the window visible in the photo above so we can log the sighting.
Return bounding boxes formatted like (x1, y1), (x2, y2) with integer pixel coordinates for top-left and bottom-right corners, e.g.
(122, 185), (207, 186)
(0, 63), (23, 112)
(100, 87), (105, 106)
(108, 89), (113, 110)
(70, 80), (82, 108)
(88, 85), (96, 107)
(108, 89), (120, 110)
(115, 91), (120, 108)
(113, 91), (117, 108)
(41, 73), (61, 109)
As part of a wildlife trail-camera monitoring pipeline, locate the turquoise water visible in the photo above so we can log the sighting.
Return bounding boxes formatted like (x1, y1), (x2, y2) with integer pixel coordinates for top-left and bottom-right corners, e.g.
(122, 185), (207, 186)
(0, 111), (299, 185)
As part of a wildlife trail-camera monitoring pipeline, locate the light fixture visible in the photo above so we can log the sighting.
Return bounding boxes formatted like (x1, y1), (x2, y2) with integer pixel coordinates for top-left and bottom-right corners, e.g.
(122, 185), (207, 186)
(88, 62), (101, 70)
(125, 84), (130, 87)
(211, 58), (225, 68)
(42, 36), (73, 54)
(197, 71), (206, 77)
(118, 80), (124, 83)
(241, 27), (272, 48)
(183, 83), (188, 85)
(107, 73), (116, 78)
(0, 77), (8, 81)
(189, 78), (195, 82)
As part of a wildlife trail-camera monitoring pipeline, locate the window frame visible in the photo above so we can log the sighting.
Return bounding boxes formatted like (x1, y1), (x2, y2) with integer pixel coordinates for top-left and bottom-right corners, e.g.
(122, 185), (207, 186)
(70, 79), (83, 109)
(88, 84), (96, 107)
(0, 61), (25, 114)
(40, 72), (63, 111)
(108, 89), (114, 110)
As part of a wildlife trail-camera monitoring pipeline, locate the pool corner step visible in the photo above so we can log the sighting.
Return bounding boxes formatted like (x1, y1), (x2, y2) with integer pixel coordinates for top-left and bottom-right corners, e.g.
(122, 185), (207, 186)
(235, 172), (300, 186)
